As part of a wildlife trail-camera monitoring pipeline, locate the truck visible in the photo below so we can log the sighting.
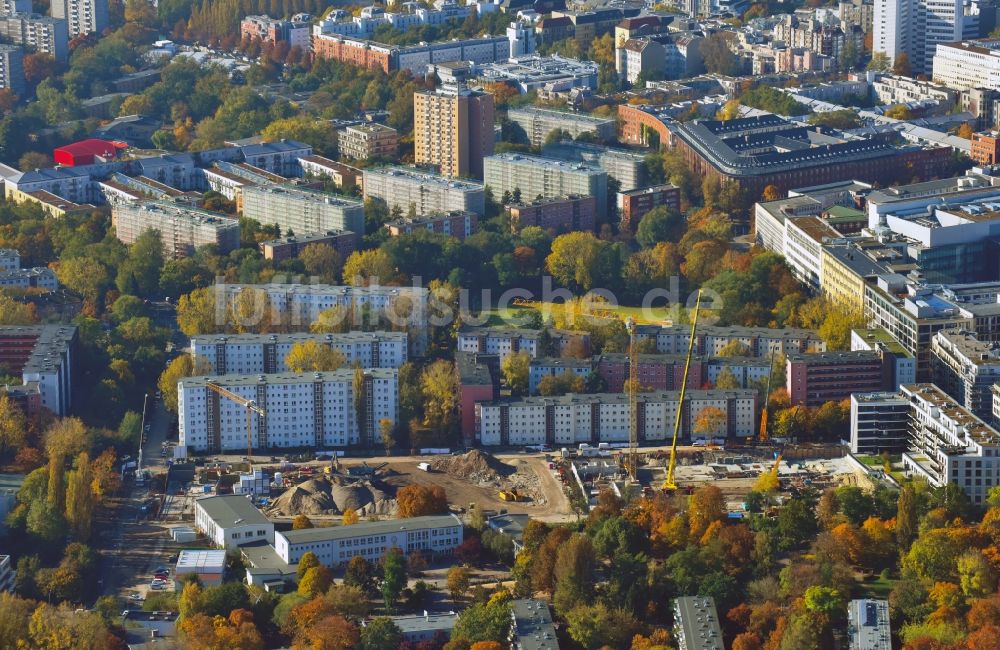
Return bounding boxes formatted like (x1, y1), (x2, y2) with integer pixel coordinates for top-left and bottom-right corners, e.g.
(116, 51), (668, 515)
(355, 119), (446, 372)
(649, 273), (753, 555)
(416, 462), (433, 472)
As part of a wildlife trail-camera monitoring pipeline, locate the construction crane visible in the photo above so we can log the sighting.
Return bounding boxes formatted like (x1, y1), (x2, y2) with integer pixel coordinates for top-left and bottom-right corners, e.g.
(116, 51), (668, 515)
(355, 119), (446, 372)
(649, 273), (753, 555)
(664, 289), (703, 491)
(205, 382), (266, 469)
(758, 348), (777, 442)
(625, 317), (639, 481)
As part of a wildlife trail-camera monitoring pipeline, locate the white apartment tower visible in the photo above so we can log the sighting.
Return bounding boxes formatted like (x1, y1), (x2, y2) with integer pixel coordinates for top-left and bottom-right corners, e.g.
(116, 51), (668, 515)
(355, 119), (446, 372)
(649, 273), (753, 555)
(178, 369), (399, 453)
(874, 0), (979, 74)
(50, 0), (107, 36)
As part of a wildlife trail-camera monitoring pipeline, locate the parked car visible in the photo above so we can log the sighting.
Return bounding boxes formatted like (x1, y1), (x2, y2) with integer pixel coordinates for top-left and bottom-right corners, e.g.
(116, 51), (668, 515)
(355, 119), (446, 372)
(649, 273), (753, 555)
(149, 583), (167, 590)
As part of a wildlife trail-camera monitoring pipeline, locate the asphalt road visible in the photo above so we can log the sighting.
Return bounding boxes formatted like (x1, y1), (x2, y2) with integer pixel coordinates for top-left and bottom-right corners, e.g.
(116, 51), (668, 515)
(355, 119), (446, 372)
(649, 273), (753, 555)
(94, 395), (180, 605)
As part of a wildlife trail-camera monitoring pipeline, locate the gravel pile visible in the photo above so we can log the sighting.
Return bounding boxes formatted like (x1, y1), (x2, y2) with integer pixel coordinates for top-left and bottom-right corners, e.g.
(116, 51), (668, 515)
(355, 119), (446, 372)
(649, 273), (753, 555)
(267, 476), (397, 517)
(430, 450), (516, 483)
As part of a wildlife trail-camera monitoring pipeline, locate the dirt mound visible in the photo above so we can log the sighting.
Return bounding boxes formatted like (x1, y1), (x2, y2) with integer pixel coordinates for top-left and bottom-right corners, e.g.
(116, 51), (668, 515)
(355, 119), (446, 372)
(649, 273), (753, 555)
(430, 450), (516, 484)
(267, 476), (397, 517)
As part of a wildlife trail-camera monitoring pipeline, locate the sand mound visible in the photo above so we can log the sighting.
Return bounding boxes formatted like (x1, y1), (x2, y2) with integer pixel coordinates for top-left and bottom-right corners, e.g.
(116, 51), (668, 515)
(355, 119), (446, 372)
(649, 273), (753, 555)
(430, 450), (517, 484)
(268, 476), (397, 517)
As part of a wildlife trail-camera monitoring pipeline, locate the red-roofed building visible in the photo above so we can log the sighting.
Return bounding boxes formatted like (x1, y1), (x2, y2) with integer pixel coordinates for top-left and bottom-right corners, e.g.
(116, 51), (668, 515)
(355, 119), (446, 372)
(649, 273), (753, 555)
(53, 139), (127, 167)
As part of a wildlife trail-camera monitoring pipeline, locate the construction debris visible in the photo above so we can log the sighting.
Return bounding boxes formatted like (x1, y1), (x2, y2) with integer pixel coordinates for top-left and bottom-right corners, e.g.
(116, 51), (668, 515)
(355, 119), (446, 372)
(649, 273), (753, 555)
(430, 451), (546, 505)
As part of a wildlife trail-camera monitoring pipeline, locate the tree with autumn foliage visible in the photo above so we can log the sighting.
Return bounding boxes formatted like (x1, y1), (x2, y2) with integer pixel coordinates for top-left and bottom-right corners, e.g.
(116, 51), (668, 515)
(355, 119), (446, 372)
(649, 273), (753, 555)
(396, 484), (447, 517)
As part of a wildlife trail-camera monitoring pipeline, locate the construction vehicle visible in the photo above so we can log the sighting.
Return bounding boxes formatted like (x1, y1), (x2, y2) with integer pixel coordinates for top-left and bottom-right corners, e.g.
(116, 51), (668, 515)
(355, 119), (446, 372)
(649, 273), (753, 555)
(758, 348), (777, 442)
(499, 489), (527, 502)
(664, 290), (703, 491)
(205, 382), (265, 470)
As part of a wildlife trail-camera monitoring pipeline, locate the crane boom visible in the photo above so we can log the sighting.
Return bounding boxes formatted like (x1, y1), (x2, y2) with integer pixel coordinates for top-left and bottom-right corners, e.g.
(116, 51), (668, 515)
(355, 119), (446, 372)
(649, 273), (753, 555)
(758, 348), (777, 442)
(206, 382), (266, 467)
(664, 289), (703, 491)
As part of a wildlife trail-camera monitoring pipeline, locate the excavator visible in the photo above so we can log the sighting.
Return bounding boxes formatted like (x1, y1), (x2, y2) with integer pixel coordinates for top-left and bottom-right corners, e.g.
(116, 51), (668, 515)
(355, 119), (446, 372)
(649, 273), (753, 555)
(663, 289), (703, 491)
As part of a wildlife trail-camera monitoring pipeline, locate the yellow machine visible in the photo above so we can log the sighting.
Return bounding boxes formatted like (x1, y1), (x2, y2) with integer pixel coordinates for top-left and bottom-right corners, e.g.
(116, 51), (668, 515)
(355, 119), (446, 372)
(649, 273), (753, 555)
(664, 290), (703, 491)
(499, 489), (526, 502)
(205, 382), (266, 468)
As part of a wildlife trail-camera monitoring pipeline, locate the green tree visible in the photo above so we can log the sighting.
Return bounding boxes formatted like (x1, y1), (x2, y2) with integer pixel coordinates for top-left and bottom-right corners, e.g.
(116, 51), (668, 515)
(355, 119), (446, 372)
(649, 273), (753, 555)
(635, 206), (684, 247)
(564, 603), (640, 650)
(451, 596), (513, 645)
(116, 229), (165, 298)
(553, 534), (596, 613)
(381, 547), (406, 612)
(360, 617), (402, 650)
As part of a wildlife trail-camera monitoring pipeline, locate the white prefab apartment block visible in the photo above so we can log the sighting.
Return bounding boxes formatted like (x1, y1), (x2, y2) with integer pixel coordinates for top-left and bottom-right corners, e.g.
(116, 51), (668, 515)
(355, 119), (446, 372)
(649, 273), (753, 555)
(634, 324), (824, 357)
(274, 514), (463, 566)
(217, 283), (430, 354)
(363, 166), (486, 217)
(112, 201), (241, 258)
(240, 184), (365, 240)
(475, 390), (757, 446)
(191, 331), (408, 374)
(457, 327), (543, 361)
(194, 494), (275, 550)
(483, 152), (610, 219)
(178, 369), (399, 453)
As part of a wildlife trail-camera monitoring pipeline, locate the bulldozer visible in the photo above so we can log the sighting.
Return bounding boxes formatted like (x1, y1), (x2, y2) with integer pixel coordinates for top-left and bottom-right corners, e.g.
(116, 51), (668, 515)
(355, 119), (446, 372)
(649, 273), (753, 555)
(498, 489), (527, 502)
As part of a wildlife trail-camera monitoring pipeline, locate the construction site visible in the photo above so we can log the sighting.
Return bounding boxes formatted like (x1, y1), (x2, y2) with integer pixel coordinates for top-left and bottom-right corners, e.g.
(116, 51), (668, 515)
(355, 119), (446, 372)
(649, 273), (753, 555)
(159, 291), (884, 527)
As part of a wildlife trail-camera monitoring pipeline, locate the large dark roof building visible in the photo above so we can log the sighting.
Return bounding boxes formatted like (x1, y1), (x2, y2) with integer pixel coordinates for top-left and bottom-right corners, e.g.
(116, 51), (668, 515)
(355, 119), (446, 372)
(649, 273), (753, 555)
(668, 114), (953, 200)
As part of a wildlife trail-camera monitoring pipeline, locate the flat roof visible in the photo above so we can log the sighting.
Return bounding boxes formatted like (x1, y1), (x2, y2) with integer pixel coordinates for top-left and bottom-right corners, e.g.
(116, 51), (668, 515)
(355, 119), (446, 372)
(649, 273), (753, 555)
(182, 368), (397, 388)
(848, 599), (891, 650)
(511, 599), (558, 650)
(486, 152), (608, 177)
(278, 514), (461, 545)
(390, 612), (459, 634)
(902, 383), (1000, 446)
(853, 329), (911, 356)
(364, 166), (485, 191)
(194, 494), (271, 528)
(482, 388), (756, 408)
(674, 597), (724, 650)
(785, 351), (881, 365)
(457, 351), (495, 385)
(192, 331), (404, 345)
(176, 549), (227, 571)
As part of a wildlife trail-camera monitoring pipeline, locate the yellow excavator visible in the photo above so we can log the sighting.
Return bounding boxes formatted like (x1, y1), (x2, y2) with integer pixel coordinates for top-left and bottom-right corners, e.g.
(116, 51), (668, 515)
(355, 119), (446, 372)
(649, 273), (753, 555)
(663, 289), (703, 491)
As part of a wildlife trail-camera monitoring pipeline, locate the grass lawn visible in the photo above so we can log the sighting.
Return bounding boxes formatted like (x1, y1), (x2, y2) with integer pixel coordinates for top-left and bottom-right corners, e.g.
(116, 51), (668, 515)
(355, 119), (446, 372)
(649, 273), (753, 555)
(473, 302), (692, 327)
(858, 574), (898, 599)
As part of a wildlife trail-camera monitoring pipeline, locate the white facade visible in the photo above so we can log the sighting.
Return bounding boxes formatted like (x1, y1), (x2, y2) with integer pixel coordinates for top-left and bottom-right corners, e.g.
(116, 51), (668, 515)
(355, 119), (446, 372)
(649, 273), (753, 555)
(363, 166), (486, 216)
(178, 369), (398, 453)
(50, 0), (107, 36)
(900, 383), (1000, 504)
(274, 514), (463, 566)
(191, 331), (408, 375)
(193, 495), (275, 550)
(218, 283), (430, 354)
(933, 39), (1000, 90)
(929, 329), (1000, 420)
(112, 201), (241, 259)
(0, 267), (57, 291)
(457, 328), (542, 360)
(634, 324), (824, 357)
(475, 390), (757, 446)
(240, 185), (365, 237)
(876, 0), (978, 75)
